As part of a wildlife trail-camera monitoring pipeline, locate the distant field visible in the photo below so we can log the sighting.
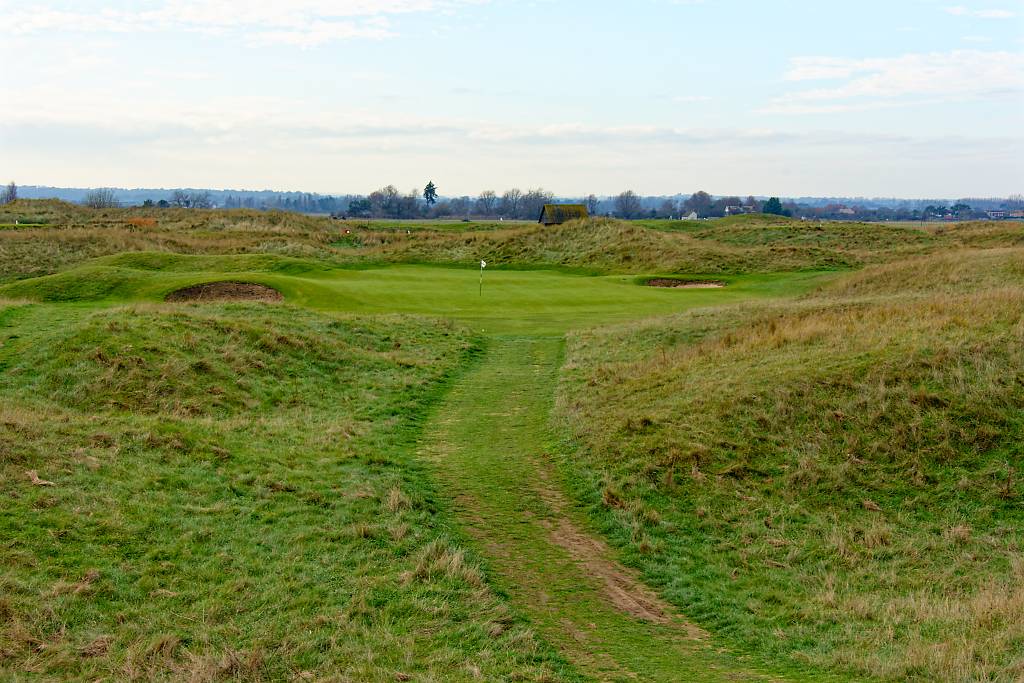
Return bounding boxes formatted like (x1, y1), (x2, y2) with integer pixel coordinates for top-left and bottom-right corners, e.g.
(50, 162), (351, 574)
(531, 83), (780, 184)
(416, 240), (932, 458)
(2, 199), (1023, 682)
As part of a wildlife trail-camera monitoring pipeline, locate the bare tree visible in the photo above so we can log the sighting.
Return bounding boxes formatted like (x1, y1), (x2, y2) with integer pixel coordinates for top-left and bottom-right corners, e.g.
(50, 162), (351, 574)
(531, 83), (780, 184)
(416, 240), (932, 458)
(614, 190), (642, 219)
(657, 199), (678, 218)
(584, 194), (600, 216)
(0, 181), (16, 205)
(521, 188), (554, 221)
(369, 185), (402, 217)
(399, 188), (421, 218)
(190, 191), (213, 209)
(84, 188), (119, 208)
(448, 196), (471, 217)
(682, 190), (713, 218)
(500, 188), (523, 218)
(170, 190), (191, 207)
(475, 190), (497, 216)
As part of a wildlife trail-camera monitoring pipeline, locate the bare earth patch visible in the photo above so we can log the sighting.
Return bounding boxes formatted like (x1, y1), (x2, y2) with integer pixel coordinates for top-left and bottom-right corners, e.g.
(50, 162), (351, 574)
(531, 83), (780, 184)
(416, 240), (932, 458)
(165, 281), (283, 302)
(647, 278), (726, 289)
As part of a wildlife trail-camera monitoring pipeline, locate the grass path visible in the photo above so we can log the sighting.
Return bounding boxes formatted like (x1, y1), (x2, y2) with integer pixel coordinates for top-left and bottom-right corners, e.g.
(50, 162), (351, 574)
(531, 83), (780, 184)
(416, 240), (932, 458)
(420, 335), (790, 682)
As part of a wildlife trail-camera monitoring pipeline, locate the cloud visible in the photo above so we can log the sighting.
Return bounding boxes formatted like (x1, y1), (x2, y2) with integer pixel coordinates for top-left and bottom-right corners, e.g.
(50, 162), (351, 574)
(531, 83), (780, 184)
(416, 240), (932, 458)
(4, 80), (1021, 197)
(0, 0), (485, 46)
(3, 83), (1006, 154)
(945, 5), (1016, 18)
(763, 49), (1024, 113)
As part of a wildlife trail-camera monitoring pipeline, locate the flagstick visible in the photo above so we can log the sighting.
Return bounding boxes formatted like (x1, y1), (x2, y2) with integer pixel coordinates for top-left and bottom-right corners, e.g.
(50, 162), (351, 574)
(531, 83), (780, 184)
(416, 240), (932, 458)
(479, 259), (486, 296)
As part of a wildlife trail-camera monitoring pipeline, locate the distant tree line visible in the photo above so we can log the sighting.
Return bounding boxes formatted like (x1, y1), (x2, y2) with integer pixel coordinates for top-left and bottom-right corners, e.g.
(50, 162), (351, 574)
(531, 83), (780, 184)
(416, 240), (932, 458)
(343, 185), (558, 220)
(8, 180), (1022, 222)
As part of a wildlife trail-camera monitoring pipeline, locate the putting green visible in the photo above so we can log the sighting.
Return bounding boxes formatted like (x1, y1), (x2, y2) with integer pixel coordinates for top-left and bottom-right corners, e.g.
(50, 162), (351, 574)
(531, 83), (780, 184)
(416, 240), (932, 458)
(289, 266), (831, 333)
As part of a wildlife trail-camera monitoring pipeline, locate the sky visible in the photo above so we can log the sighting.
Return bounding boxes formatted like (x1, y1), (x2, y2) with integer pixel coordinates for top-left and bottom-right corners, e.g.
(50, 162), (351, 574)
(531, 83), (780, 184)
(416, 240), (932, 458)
(2, 0), (1023, 198)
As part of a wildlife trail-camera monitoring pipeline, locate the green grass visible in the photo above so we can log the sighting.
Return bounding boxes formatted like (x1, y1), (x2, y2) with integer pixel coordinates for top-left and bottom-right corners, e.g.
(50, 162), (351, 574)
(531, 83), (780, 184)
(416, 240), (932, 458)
(4, 200), (1021, 286)
(0, 303), (581, 681)
(0, 253), (831, 334)
(419, 335), (826, 681)
(4, 200), (1024, 681)
(554, 248), (1024, 681)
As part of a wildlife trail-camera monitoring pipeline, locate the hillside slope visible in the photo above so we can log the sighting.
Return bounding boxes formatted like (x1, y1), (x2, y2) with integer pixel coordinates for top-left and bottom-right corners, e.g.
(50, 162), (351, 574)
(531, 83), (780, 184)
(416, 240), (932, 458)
(4, 200), (1022, 284)
(556, 248), (1024, 681)
(0, 303), (573, 681)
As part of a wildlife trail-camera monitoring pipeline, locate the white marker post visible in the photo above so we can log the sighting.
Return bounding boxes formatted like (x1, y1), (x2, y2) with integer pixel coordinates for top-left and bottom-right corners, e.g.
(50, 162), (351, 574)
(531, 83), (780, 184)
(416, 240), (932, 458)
(479, 260), (486, 296)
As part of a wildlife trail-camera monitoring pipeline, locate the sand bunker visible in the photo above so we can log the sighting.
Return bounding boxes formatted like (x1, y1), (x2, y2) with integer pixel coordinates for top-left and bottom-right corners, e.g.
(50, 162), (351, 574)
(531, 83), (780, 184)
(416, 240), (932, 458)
(646, 278), (726, 289)
(165, 281), (284, 302)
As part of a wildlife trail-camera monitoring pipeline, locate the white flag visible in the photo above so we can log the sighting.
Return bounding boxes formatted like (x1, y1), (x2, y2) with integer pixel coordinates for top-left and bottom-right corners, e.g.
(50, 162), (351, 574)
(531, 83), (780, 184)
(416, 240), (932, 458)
(481, 260), (487, 268)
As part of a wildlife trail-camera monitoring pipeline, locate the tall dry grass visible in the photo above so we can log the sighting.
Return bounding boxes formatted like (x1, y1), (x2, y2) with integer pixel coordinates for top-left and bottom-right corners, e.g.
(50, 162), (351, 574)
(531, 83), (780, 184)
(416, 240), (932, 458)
(556, 248), (1024, 681)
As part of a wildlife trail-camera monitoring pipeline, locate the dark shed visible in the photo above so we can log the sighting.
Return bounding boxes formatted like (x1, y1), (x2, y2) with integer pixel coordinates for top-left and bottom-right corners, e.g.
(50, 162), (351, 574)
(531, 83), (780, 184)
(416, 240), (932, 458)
(538, 204), (589, 225)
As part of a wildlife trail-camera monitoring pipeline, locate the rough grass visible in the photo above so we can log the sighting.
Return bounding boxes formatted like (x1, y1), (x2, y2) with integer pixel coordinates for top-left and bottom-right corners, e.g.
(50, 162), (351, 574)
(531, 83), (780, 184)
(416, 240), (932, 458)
(345, 217), (935, 273)
(555, 248), (1024, 682)
(0, 201), (341, 285)
(824, 247), (1024, 297)
(0, 304), (572, 681)
(4, 200), (1021, 285)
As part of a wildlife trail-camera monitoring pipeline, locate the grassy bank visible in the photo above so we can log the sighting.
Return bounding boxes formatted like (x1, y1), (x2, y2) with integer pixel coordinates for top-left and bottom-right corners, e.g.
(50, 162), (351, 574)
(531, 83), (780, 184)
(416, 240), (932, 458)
(3, 200), (1023, 680)
(555, 248), (1024, 680)
(3, 200), (1021, 285)
(0, 303), (573, 681)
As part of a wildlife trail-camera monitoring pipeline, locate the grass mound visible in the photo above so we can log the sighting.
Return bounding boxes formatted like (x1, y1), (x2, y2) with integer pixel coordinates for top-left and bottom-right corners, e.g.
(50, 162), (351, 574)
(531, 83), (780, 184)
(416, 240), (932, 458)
(3, 201), (1023, 283)
(0, 253), (327, 303)
(0, 203), (341, 285)
(0, 305), (573, 681)
(557, 254), (1024, 681)
(825, 247), (1024, 297)
(353, 215), (1022, 275)
(8, 305), (466, 417)
(354, 217), (867, 273)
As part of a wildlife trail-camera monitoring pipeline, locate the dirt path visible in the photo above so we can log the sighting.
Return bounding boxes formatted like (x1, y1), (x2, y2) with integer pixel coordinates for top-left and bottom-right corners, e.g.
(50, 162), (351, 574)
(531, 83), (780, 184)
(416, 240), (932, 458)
(419, 336), (787, 682)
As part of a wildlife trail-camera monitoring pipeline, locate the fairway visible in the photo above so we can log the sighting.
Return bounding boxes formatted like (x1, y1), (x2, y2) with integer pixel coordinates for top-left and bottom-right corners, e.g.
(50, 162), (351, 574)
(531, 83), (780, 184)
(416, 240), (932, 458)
(5, 215), (1021, 682)
(0, 255), (831, 681)
(5, 0), (1021, 674)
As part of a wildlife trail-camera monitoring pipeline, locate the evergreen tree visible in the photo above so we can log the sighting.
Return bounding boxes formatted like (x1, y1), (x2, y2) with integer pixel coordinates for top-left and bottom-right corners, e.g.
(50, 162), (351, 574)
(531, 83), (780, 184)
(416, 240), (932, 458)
(423, 181), (438, 205)
(762, 197), (784, 215)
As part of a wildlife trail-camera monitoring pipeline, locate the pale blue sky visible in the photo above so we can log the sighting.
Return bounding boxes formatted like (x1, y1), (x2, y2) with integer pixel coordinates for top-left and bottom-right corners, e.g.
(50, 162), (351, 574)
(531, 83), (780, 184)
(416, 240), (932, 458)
(2, 0), (1022, 197)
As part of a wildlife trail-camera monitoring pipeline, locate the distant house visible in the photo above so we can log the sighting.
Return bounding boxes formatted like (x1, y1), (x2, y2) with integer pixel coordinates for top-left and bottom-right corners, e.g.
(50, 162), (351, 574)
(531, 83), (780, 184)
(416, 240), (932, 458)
(986, 210), (1008, 220)
(538, 204), (588, 225)
(684, 211), (698, 220)
(838, 207), (856, 216)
